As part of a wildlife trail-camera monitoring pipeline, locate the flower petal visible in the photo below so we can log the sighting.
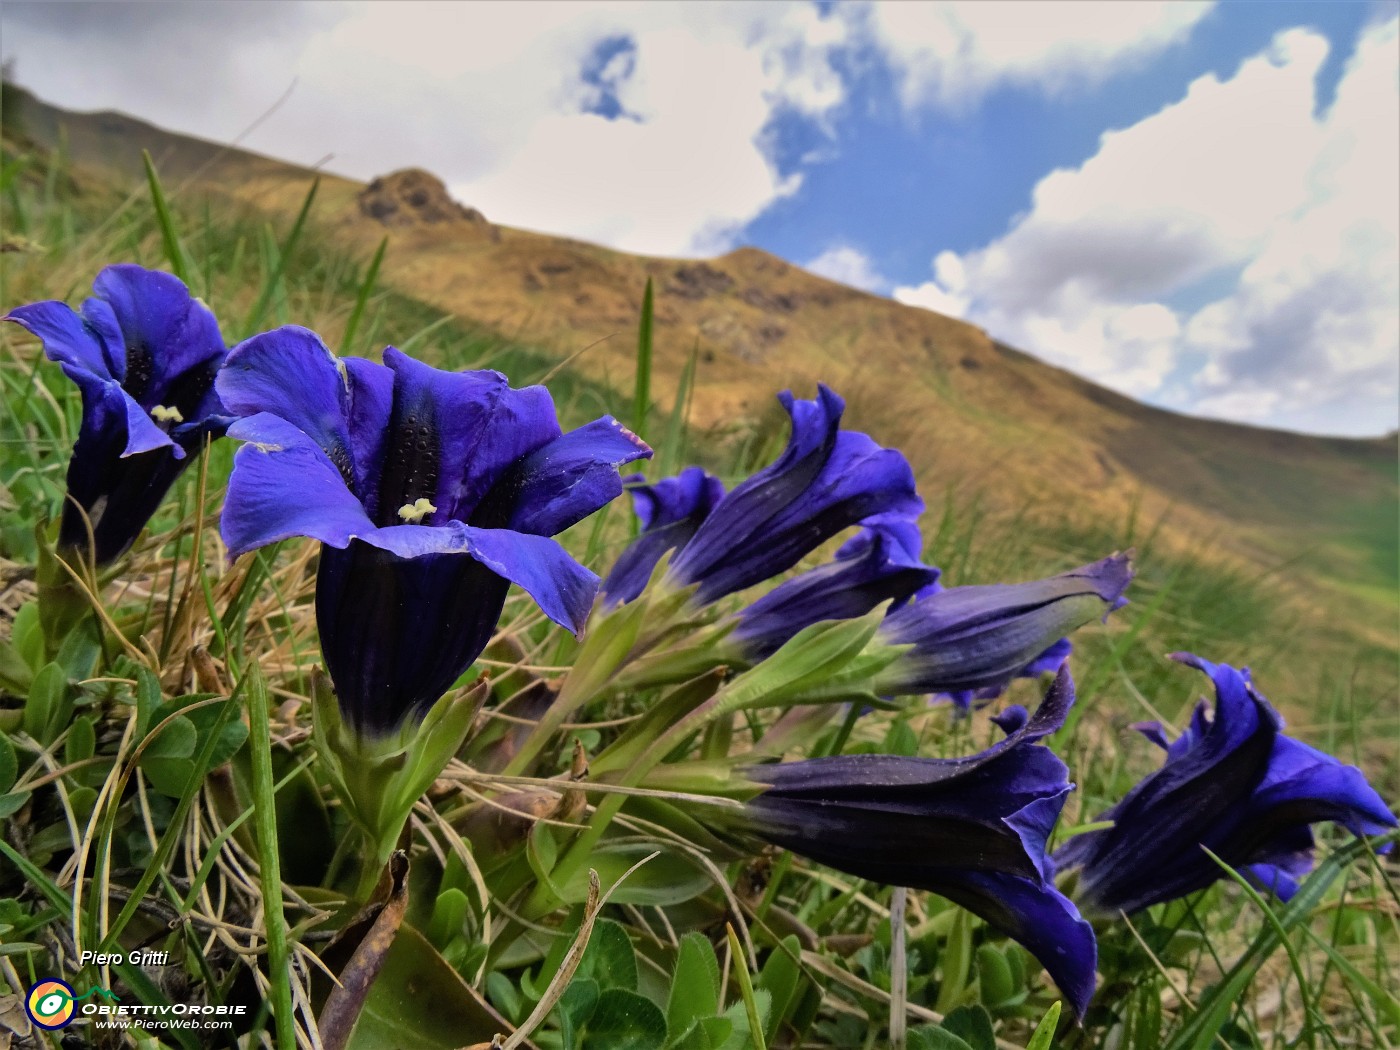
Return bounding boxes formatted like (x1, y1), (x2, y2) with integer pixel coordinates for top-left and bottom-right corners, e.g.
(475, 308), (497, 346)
(4, 299), (118, 378)
(601, 468), (726, 606)
(218, 326), (360, 482)
(91, 264), (224, 404)
(672, 386), (923, 603)
(221, 412), (374, 558)
(475, 415), (652, 535)
(732, 517), (939, 660)
(381, 347), (561, 523)
(878, 553), (1132, 696)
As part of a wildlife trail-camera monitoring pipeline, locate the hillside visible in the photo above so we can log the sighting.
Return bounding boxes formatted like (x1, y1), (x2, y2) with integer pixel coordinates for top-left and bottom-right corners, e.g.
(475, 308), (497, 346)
(4, 84), (1396, 655)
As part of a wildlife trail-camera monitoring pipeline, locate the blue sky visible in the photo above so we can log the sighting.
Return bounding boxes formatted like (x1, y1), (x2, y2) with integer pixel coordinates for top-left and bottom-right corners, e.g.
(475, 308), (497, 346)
(3, 1), (1397, 435)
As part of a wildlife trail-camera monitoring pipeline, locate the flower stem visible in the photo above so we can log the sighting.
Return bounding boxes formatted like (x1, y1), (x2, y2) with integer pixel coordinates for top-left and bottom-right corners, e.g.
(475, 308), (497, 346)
(246, 662), (297, 1050)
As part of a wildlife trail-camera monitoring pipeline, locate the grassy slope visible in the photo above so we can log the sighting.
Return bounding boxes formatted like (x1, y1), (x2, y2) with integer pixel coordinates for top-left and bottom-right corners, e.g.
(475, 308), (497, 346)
(4, 83), (1396, 705)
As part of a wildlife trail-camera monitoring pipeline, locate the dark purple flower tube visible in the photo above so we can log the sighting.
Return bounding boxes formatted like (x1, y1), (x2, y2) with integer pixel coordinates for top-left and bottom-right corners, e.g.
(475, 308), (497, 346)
(666, 385), (923, 604)
(719, 667), (1097, 1018)
(4, 265), (230, 565)
(217, 327), (650, 735)
(873, 553), (1133, 698)
(728, 515), (940, 661)
(600, 466), (725, 606)
(1053, 654), (1397, 914)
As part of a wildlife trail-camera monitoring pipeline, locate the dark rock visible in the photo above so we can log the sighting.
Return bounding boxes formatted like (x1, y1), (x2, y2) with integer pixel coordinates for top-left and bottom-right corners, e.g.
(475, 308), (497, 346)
(358, 168), (492, 230)
(668, 264), (734, 300)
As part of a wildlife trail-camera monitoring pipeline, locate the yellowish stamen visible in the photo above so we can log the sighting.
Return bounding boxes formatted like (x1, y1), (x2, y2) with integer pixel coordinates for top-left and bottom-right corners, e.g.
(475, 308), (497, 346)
(398, 497), (437, 524)
(151, 405), (184, 423)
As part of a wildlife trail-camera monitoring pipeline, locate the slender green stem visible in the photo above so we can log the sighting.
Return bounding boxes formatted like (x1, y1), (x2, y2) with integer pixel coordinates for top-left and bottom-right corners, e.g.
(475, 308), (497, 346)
(246, 663), (296, 1050)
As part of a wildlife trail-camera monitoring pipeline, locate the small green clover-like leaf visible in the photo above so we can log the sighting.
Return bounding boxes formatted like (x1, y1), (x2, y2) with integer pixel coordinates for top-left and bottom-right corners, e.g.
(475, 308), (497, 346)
(576, 919), (638, 993)
(582, 988), (667, 1050)
(667, 932), (721, 1039)
(138, 714), (199, 797)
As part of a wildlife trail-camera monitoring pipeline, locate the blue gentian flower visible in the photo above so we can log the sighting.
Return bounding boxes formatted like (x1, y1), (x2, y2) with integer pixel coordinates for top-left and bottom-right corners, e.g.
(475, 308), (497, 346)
(724, 667), (1097, 1017)
(938, 638), (1075, 713)
(601, 466), (725, 606)
(217, 326), (651, 735)
(728, 515), (940, 661)
(1053, 653), (1397, 914)
(4, 265), (229, 565)
(872, 553), (1133, 698)
(607, 385), (922, 607)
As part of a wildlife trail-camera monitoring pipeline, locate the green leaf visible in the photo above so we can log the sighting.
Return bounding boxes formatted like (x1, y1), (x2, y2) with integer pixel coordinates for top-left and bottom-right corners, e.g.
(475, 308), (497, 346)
(755, 936), (802, 1044)
(427, 888), (469, 949)
(54, 615), (99, 678)
(724, 925), (767, 1050)
(11, 602), (42, 673)
(584, 988), (667, 1050)
(0, 637), (33, 693)
(715, 991), (770, 1050)
(0, 792), (30, 819)
(23, 662), (72, 744)
(907, 1026), (975, 1050)
(64, 715), (96, 765)
(561, 978), (601, 1048)
(0, 732), (16, 794)
(975, 944), (1016, 1007)
(1025, 1001), (1062, 1050)
(941, 1005), (996, 1050)
(138, 714), (199, 797)
(576, 919), (638, 993)
(667, 932), (721, 1039)
(882, 720), (919, 758)
(141, 697), (247, 797)
(561, 843), (710, 907)
(348, 926), (515, 1049)
(935, 909), (973, 1015)
(135, 667), (161, 740)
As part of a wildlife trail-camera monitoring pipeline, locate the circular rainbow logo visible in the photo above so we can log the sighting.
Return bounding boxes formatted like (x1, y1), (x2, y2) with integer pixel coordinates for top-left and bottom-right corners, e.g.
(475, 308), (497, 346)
(26, 978), (77, 1030)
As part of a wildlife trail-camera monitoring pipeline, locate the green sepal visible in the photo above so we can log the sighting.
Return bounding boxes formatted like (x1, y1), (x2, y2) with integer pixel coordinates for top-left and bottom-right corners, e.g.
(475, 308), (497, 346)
(34, 520), (97, 662)
(709, 605), (907, 714)
(313, 671), (489, 891)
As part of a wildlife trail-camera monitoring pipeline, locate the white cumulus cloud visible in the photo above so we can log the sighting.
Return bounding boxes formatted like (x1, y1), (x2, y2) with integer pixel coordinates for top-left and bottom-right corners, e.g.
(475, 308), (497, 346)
(1, 0), (852, 256)
(804, 244), (887, 292)
(895, 20), (1400, 435)
(860, 0), (1213, 110)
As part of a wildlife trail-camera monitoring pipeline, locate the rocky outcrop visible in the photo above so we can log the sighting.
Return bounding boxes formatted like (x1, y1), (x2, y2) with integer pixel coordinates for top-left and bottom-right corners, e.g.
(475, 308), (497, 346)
(358, 169), (493, 232)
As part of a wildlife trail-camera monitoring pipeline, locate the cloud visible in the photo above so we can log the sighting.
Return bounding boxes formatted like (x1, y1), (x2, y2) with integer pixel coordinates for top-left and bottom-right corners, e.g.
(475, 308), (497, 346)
(1, 0), (851, 256)
(860, 0), (1213, 110)
(804, 244), (887, 292)
(895, 20), (1400, 435)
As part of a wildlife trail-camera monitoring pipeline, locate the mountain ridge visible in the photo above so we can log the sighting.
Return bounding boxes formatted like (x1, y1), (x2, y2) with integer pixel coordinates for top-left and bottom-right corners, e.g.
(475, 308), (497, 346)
(3, 83), (1395, 645)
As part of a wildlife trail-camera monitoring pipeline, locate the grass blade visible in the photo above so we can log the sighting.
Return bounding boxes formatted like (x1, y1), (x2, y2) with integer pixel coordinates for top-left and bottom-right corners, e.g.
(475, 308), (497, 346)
(243, 177), (320, 335)
(246, 661), (297, 1050)
(343, 235), (388, 353)
(632, 277), (654, 442)
(142, 150), (190, 284)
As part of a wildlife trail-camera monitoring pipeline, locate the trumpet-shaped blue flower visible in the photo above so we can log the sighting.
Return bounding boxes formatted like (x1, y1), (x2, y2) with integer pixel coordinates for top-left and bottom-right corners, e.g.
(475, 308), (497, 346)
(217, 326), (650, 734)
(669, 386), (921, 604)
(4, 265), (230, 564)
(1053, 654), (1397, 914)
(873, 553), (1132, 698)
(728, 515), (940, 660)
(600, 466), (725, 606)
(723, 667), (1097, 1017)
